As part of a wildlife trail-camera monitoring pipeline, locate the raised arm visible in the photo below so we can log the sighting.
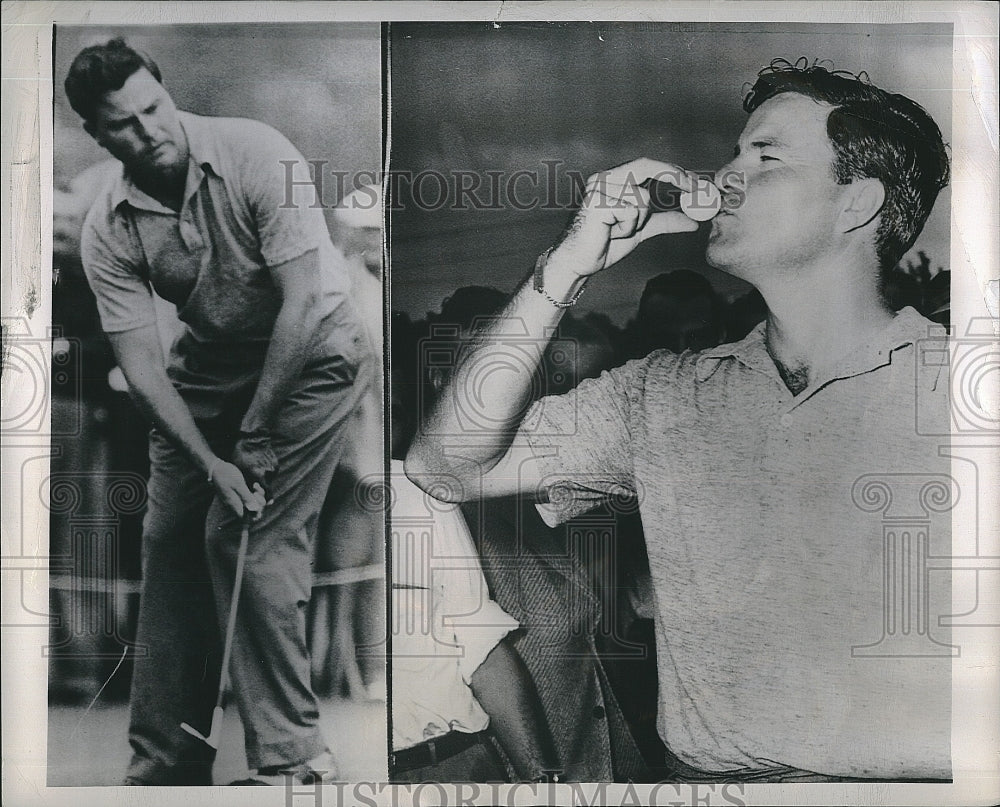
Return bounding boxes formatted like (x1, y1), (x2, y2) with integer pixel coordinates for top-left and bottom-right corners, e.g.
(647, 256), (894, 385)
(405, 158), (699, 502)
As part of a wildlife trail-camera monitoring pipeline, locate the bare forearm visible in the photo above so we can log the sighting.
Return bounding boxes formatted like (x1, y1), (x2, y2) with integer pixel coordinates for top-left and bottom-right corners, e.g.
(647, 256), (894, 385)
(110, 326), (272, 517)
(469, 639), (560, 780)
(408, 159), (700, 498)
(108, 326), (216, 474)
(240, 296), (321, 433)
(407, 257), (586, 482)
(121, 362), (216, 475)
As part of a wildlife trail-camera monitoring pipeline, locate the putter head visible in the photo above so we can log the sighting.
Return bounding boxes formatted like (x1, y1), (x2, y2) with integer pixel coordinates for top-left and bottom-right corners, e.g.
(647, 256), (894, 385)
(180, 721), (212, 747)
(180, 706), (224, 749)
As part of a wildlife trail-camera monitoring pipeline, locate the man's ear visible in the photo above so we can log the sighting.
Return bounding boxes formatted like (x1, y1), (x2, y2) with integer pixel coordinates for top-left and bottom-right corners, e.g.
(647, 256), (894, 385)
(838, 177), (885, 234)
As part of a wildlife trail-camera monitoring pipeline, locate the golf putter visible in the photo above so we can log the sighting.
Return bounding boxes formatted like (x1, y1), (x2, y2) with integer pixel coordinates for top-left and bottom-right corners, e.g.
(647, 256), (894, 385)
(181, 509), (253, 749)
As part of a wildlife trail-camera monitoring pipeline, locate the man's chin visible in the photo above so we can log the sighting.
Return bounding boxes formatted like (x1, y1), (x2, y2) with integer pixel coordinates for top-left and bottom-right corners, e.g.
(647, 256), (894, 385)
(705, 244), (754, 282)
(129, 142), (179, 170)
(704, 242), (730, 273)
(151, 148), (183, 172)
(126, 166), (182, 196)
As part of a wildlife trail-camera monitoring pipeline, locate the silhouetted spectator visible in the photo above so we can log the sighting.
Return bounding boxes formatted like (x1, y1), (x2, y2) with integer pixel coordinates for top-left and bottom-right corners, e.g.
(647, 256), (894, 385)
(882, 266), (923, 312)
(434, 285), (509, 331)
(545, 314), (618, 396)
(724, 287), (768, 342)
(580, 311), (626, 364)
(310, 184), (386, 701)
(925, 269), (950, 328)
(625, 270), (725, 357)
(50, 160), (145, 704)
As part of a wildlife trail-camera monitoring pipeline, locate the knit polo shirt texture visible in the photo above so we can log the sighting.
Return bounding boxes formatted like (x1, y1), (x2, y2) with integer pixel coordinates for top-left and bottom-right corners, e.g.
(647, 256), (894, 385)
(525, 307), (952, 779)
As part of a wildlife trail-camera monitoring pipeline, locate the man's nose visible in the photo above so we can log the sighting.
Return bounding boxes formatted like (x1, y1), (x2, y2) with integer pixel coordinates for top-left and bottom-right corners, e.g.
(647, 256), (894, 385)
(714, 163), (745, 194)
(135, 114), (156, 143)
(714, 163), (745, 210)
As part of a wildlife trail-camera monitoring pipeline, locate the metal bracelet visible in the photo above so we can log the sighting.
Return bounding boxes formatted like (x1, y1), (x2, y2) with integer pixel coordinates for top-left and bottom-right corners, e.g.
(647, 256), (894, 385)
(533, 247), (585, 308)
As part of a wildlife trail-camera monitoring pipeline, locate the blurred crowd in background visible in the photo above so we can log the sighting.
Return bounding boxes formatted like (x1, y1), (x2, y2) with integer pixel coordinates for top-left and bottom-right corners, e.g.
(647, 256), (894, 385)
(392, 260), (950, 451)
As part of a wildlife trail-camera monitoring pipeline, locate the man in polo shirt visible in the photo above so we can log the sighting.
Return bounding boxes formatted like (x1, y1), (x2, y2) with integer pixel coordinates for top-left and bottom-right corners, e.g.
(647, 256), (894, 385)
(407, 61), (953, 780)
(66, 39), (372, 785)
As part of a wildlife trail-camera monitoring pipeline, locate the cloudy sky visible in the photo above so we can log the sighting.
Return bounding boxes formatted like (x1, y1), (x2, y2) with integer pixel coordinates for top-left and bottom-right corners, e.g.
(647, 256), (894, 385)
(390, 21), (953, 324)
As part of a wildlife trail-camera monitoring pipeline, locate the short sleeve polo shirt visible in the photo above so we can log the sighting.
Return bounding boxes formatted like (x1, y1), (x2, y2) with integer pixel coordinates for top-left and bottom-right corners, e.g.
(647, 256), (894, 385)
(523, 307), (952, 779)
(81, 112), (351, 355)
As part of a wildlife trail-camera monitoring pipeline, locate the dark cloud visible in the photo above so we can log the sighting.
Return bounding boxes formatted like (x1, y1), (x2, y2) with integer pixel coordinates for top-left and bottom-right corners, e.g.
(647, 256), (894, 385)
(390, 21), (953, 323)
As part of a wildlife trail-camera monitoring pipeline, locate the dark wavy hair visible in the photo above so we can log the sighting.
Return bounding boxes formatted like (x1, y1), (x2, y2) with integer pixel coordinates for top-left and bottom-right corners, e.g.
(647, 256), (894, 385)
(64, 38), (162, 122)
(744, 58), (950, 274)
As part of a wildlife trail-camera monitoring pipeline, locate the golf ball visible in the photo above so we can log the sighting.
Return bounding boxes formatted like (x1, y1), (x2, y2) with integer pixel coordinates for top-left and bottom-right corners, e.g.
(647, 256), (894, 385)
(679, 180), (722, 222)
